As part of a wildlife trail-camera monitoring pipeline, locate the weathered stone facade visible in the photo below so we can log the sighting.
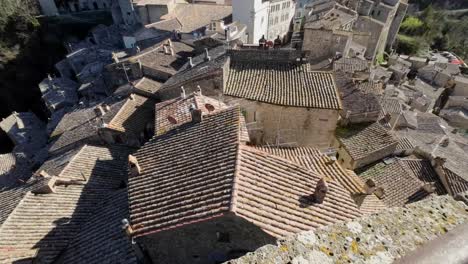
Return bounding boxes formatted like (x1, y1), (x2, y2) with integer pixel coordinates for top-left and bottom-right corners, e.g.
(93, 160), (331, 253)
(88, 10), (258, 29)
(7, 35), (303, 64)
(137, 215), (276, 264)
(223, 96), (339, 149)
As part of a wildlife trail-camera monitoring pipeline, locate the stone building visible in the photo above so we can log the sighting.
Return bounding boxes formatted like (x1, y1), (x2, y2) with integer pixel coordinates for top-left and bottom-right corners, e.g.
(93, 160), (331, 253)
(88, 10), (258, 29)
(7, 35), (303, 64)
(335, 73), (383, 124)
(0, 112), (48, 161)
(357, 158), (446, 207)
(440, 96), (468, 129)
(127, 107), (363, 263)
(302, 4), (371, 61)
(48, 93), (155, 155)
(0, 145), (136, 263)
(334, 122), (398, 169)
(350, 0), (408, 60)
(38, 0), (112, 16)
(38, 76), (79, 113)
(105, 39), (194, 88)
(418, 63), (460, 87)
(233, 0), (295, 43)
(223, 52), (342, 148)
(452, 76), (468, 96)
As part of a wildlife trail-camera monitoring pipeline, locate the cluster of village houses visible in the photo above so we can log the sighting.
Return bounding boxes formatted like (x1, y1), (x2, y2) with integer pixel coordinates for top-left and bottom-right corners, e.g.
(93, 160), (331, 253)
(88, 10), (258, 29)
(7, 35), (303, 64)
(1, 0), (468, 263)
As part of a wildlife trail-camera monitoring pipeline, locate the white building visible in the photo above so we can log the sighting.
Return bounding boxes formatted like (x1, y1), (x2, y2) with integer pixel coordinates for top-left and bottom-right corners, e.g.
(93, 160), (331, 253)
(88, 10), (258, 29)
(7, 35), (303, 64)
(233, 0), (295, 43)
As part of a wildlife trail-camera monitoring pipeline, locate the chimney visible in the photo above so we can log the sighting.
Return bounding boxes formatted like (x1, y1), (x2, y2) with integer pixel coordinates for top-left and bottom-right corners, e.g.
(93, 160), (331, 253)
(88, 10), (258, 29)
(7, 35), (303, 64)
(170, 46), (175, 56)
(433, 156), (446, 168)
(190, 104), (203, 123)
(163, 45), (169, 55)
(313, 178), (328, 203)
(422, 182), (436, 193)
(204, 48), (211, 62)
(188, 57), (194, 68)
(136, 45), (141, 53)
(94, 105), (106, 117)
(325, 156), (336, 165)
(181, 86), (186, 99)
(121, 219), (134, 236)
(128, 155), (141, 177)
(439, 137), (449, 147)
(167, 39), (173, 47)
(374, 187), (385, 199)
(32, 175), (57, 194)
(364, 178), (376, 194)
(197, 85), (202, 95)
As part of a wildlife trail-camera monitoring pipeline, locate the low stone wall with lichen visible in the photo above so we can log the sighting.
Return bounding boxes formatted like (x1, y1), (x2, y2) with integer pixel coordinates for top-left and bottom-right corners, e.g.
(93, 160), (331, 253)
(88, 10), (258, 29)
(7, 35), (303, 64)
(226, 195), (468, 264)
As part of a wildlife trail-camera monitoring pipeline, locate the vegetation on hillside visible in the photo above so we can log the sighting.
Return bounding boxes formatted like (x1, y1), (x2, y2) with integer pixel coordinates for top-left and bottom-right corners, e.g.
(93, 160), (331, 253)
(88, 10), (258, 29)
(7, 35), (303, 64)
(395, 5), (468, 59)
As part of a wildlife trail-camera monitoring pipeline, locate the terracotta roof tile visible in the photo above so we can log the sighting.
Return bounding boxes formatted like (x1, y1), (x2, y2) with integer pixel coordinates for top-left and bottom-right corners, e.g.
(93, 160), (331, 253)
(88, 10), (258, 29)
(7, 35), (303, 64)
(333, 57), (370, 73)
(0, 145), (132, 263)
(357, 159), (433, 207)
(133, 77), (163, 95)
(154, 93), (227, 136)
(129, 109), (362, 239)
(233, 146), (362, 238)
(336, 123), (398, 160)
(107, 94), (155, 136)
(226, 61), (341, 109)
(60, 189), (137, 264)
(444, 167), (468, 195)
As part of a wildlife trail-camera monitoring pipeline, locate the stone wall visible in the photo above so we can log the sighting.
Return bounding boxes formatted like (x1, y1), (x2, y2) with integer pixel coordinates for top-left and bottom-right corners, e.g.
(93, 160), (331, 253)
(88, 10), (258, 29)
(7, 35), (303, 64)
(353, 16), (384, 60)
(302, 29), (350, 61)
(223, 97), (339, 149)
(227, 195), (468, 264)
(137, 214), (276, 264)
(386, 1), (408, 50)
(333, 137), (398, 169)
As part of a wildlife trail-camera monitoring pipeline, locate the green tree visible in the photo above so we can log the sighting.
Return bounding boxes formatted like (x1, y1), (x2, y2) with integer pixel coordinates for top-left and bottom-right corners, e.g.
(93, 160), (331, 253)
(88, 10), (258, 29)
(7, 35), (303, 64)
(400, 16), (424, 35)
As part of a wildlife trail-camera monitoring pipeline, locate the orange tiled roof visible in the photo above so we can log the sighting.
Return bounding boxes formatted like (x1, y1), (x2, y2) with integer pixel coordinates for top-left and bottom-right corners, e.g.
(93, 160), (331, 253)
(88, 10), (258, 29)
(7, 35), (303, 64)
(226, 61), (341, 109)
(129, 107), (362, 238)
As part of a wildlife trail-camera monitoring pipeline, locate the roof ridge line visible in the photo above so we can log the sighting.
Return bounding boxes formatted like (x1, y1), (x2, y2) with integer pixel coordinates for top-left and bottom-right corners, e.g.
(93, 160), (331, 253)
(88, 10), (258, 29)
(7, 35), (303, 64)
(57, 144), (88, 178)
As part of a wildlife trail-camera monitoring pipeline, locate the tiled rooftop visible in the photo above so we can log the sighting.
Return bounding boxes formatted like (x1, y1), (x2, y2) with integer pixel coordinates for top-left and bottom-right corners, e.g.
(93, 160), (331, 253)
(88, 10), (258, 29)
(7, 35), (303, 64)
(336, 122), (398, 160)
(226, 61), (341, 109)
(333, 57), (370, 73)
(162, 4), (232, 33)
(129, 107), (363, 239)
(154, 92), (228, 136)
(133, 77), (163, 95)
(357, 158), (442, 207)
(253, 146), (386, 215)
(335, 74), (382, 115)
(129, 40), (194, 76)
(60, 189), (137, 264)
(0, 145), (132, 263)
(305, 6), (357, 30)
(162, 45), (227, 89)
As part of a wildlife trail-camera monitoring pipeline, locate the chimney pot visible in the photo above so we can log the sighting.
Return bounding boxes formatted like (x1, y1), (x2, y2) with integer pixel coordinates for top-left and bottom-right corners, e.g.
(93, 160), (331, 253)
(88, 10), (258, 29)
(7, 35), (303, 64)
(197, 85), (202, 95)
(189, 57), (194, 67)
(205, 48), (211, 61)
(181, 86), (186, 99)
(163, 45), (169, 55)
(190, 104), (203, 123)
(94, 105), (106, 117)
(128, 155), (141, 177)
(434, 156), (446, 167)
(364, 178), (376, 194)
(313, 178), (328, 203)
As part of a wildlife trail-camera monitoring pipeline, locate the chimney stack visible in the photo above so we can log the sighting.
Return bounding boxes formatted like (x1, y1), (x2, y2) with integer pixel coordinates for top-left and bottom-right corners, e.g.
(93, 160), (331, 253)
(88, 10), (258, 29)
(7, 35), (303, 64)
(197, 85), (202, 95)
(94, 105), (106, 117)
(313, 178), (328, 203)
(170, 46), (175, 56)
(433, 156), (446, 168)
(188, 57), (194, 68)
(422, 182), (436, 193)
(32, 175), (57, 194)
(374, 187), (385, 199)
(167, 39), (173, 47)
(190, 104), (203, 123)
(181, 86), (186, 99)
(204, 48), (211, 61)
(364, 178), (377, 194)
(121, 219), (134, 236)
(128, 155), (141, 177)
(163, 45), (169, 55)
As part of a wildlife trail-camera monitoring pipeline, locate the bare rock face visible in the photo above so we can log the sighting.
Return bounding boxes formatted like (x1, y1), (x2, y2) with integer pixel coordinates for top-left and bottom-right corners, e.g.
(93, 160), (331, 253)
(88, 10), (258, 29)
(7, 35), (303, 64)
(226, 195), (468, 264)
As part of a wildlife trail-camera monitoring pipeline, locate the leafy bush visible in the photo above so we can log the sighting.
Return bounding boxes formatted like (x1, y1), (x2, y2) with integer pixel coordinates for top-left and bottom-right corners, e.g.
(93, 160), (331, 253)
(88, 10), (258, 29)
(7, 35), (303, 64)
(400, 16), (424, 35)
